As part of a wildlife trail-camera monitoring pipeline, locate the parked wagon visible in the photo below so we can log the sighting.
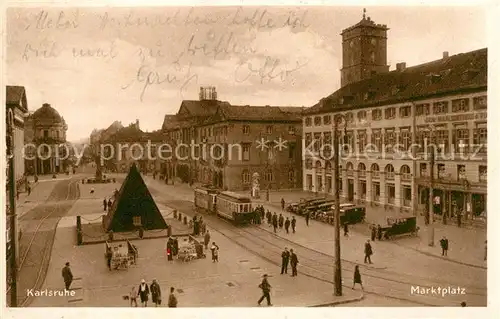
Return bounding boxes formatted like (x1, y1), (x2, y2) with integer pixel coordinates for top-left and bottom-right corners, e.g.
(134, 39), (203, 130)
(105, 240), (137, 270)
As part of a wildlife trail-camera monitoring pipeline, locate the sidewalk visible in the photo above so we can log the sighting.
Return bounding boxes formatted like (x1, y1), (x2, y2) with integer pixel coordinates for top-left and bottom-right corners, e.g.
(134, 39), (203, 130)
(250, 189), (487, 269)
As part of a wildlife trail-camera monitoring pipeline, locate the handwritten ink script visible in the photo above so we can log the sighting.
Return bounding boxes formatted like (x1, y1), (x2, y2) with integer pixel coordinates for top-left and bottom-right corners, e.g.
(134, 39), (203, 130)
(15, 7), (312, 101)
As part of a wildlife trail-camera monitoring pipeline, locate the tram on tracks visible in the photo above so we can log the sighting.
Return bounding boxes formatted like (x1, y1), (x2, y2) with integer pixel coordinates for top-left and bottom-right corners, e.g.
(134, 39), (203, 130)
(193, 188), (255, 225)
(194, 186), (218, 214)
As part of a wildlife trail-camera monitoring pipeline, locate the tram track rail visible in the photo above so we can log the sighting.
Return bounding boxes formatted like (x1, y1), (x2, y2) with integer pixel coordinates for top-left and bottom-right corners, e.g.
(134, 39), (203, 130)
(6, 179), (80, 307)
(158, 198), (487, 307)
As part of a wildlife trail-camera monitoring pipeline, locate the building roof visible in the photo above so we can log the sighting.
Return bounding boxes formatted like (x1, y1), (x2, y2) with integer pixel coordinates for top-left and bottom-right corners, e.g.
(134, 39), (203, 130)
(217, 104), (303, 122)
(177, 99), (229, 118)
(104, 163), (167, 232)
(305, 48), (487, 115)
(6, 86), (28, 112)
(110, 124), (143, 142)
(32, 103), (63, 122)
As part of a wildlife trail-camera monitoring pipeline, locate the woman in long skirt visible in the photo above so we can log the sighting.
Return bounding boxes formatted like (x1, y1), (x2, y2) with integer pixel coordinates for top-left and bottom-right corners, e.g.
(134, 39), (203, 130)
(352, 265), (364, 291)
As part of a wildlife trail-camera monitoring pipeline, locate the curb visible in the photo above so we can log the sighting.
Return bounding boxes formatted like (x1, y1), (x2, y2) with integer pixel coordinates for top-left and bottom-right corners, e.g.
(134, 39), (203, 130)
(257, 223), (388, 270)
(310, 293), (365, 307)
(414, 247), (487, 270)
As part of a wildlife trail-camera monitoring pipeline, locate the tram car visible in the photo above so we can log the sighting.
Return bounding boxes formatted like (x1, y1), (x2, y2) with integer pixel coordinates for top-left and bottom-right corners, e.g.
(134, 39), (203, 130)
(194, 186), (218, 214)
(216, 191), (254, 225)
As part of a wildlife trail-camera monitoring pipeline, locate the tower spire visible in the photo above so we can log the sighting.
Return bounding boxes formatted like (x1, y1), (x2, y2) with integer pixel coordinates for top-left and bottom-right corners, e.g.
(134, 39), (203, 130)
(363, 8), (366, 20)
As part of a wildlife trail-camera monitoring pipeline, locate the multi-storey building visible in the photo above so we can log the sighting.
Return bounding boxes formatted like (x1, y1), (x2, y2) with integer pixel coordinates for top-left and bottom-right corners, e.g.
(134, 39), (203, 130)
(6, 86), (28, 187)
(24, 103), (68, 175)
(161, 87), (304, 191)
(302, 13), (487, 220)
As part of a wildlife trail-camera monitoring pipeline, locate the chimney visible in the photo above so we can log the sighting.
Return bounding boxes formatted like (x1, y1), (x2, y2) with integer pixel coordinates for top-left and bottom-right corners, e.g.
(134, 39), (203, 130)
(443, 51), (449, 59)
(396, 62), (406, 72)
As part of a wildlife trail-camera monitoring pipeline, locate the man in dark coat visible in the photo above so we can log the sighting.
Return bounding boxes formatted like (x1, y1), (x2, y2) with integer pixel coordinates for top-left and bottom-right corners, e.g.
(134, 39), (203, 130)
(290, 249), (299, 276)
(107, 198), (112, 209)
(103, 198), (107, 211)
(284, 217), (291, 234)
(440, 236), (449, 256)
(257, 274), (272, 306)
(62, 262), (73, 290)
(266, 210), (272, 226)
(281, 198), (285, 211)
(150, 279), (162, 307)
(291, 216), (296, 233)
(364, 240), (373, 264)
(272, 213), (278, 233)
(305, 211), (310, 226)
(280, 248), (290, 274)
(377, 224), (382, 241)
(278, 214), (284, 229)
(106, 249), (112, 270)
(371, 225), (376, 241)
(137, 279), (150, 307)
(343, 222), (349, 237)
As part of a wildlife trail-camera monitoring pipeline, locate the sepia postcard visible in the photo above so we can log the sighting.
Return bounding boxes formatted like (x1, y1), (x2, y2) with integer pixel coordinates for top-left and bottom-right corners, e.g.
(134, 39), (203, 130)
(1, 1), (497, 318)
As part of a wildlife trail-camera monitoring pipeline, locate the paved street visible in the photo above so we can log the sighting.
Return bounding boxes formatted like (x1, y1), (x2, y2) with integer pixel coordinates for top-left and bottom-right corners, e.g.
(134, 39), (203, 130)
(137, 175), (486, 306)
(28, 174), (362, 307)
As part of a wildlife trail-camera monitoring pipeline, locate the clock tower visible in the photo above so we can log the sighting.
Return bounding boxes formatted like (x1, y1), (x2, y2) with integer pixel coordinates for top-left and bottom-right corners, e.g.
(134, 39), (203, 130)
(340, 9), (389, 87)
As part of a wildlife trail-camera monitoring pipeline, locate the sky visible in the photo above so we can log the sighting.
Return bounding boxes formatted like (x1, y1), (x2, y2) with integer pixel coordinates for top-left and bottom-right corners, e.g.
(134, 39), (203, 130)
(6, 6), (487, 141)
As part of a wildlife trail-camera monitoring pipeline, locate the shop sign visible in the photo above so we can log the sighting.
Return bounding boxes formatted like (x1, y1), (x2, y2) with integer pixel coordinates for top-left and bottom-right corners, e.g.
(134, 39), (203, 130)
(424, 112), (486, 123)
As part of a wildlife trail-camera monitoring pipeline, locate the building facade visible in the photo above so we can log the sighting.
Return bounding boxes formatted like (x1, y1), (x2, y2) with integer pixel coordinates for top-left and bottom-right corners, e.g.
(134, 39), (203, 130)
(161, 87), (304, 191)
(6, 86), (28, 187)
(24, 103), (68, 175)
(303, 13), (487, 220)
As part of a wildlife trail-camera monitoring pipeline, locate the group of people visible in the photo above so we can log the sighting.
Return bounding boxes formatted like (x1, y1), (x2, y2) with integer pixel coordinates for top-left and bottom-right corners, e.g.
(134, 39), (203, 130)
(130, 279), (178, 307)
(266, 211), (297, 234)
(280, 247), (299, 276)
(103, 198), (113, 211)
(165, 237), (180, 261)
(191, 215), (207, 236)
(370, 224), (383, 241)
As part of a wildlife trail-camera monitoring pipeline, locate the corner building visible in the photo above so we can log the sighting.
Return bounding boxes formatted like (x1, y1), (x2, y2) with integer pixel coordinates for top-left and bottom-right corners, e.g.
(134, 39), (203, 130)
(303, 13), (487, 220)
(161, 87), (303, 191)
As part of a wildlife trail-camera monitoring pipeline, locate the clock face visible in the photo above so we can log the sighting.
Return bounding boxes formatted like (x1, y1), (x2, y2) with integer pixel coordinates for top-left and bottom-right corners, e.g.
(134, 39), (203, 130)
(371, 38), (377, 45)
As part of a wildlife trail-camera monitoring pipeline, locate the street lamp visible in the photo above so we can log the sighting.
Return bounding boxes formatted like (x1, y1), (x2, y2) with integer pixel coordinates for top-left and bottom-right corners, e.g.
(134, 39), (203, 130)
(7, 108), (18, 307)
(332, 114), (348, 296)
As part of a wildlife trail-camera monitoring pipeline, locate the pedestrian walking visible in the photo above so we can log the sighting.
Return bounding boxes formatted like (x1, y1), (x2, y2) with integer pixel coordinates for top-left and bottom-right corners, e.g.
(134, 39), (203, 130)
(291, 216), (296, 233)
(457, 211), (462, 228)
(266, 210), (272, 226)
(290, 249), (299, 276)
(280, 248), (290, 274)
(371, 225), (376, 241)
(204, 230), (211, 250)
(343, 222), (349, 237)
(257, 274), (272, 306)
(440, 236), (449, 256)
(278, 214), (284, 229)
(150, 279), (162, 307)
(27, 185), (31, 196)
(168, 287), (178, 307)
(377, 224), (382, 240)
(16, 191), (20, 201)
(211, 242), (219, 262)
(364, 240), (373, 264)
(166, 238), (174, 261)
(305, 211), (310, 226)
(352, 265), (364, 291)
(284, 217), (291, 234)
(272, 213), (278, 233)
(62, 262), (73, 290)
(103, 198), (107, 211)
(106, 249), (112, 270)
(137, 279), (150, 307)
(108, 198), (112, 208)
(129, 286), (138, 307)
(281, 198), (285, 211)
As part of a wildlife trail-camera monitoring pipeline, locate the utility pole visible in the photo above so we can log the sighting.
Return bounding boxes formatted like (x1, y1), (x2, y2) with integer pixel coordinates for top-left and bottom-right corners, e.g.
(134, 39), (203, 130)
(428, 141), (435, 247)
(332, 116), (342, 296)
(7, 109), (18, 307)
